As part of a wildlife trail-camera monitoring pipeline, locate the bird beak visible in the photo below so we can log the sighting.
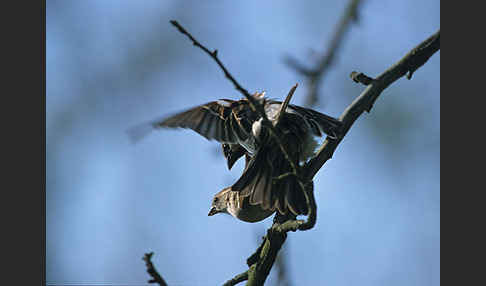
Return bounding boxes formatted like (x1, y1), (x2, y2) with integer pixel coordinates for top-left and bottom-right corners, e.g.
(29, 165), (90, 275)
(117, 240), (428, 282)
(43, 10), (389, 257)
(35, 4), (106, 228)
(208, 207), (218, 216)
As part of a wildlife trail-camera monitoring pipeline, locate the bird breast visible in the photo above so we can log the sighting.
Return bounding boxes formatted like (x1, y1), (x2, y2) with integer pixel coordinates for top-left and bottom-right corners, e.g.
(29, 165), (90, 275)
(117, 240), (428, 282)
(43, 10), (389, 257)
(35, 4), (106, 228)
(249, 102), (281, 141)
(226, 191), (274, 223)
(251, 118), (263, 139)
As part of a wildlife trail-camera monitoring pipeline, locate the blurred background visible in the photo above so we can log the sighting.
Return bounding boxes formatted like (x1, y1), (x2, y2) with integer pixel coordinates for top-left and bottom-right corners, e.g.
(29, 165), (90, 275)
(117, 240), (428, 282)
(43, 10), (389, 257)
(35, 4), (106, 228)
(46, 0), (440, 285)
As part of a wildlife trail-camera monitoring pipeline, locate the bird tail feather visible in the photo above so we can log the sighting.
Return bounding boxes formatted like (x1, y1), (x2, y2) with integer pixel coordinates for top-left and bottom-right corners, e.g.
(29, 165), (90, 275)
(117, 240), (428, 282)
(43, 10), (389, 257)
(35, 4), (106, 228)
(231, 145), (308, 216)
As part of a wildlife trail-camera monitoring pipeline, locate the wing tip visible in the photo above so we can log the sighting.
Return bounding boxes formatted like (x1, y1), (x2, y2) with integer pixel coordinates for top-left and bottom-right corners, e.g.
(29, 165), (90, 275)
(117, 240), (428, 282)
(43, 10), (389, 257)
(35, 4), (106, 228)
(126, 122), (156, 144)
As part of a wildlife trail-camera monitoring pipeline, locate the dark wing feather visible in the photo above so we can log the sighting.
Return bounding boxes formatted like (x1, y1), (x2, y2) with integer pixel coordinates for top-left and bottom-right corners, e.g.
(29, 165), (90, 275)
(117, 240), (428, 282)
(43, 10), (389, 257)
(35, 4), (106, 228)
(127, 100), (252, 144)
(288, 104), (342, 138)
(232, 144), (308, 216)
(222, 143), (247, 170)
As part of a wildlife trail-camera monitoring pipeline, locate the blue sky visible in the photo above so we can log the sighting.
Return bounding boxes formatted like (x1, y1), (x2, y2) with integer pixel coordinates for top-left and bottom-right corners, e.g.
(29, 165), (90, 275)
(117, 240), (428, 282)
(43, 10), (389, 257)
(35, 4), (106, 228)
(47, 1), (440, 285)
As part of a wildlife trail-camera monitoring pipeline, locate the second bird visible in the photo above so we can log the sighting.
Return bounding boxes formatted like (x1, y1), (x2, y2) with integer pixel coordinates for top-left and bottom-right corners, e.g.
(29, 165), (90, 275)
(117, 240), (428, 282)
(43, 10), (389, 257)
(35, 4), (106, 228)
(130, 92), (342, 222)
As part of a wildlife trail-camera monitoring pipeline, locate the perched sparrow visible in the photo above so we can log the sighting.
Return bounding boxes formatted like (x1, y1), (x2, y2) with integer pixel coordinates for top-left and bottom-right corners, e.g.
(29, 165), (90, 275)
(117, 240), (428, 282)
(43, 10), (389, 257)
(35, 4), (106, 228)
(129, 92), (342, 222)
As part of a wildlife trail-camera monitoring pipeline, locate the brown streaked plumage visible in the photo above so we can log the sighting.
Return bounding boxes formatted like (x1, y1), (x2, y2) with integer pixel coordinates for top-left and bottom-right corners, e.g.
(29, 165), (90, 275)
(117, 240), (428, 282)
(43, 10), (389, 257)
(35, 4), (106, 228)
(128, 92), (342, 222)
(208, 187), (275, 223)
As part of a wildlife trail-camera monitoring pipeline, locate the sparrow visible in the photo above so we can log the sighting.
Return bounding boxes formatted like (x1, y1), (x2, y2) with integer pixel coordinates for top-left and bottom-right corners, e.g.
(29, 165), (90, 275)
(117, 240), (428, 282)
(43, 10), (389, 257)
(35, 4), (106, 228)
(128, 92), (342, 222)
(208, 187), (275, 223)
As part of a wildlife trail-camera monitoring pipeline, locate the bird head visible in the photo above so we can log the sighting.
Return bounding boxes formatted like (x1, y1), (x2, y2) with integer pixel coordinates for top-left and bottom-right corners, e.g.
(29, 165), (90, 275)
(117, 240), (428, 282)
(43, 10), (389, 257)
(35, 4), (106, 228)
(244, 91), (266, 106)
(208, 187), (232, 216)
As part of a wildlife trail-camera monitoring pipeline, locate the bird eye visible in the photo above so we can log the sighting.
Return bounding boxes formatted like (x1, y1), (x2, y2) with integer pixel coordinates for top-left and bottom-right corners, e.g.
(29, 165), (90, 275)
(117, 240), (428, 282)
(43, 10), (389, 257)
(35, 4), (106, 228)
(213, 197), (219, 203)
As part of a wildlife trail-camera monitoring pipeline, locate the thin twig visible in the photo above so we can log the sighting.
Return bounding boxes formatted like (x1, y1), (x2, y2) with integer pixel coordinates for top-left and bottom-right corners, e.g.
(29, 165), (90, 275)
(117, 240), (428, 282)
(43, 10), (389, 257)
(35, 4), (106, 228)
(170, 20), (305, 191)
(170, 21), (314, 286)
(170, 20), (252, 101)
(244, 29), (439, 286)
(304, 30), (440, 181)
(170, 20), (266, 122)
(168, 19), (439, 286)
(222, 271), (249, 286)
(275, 83), (298, 126)
(350, 71), (374, 85)
(143, 252), (168, 286)
(296, 183), (317, 230)
(286, 0), (363, 107)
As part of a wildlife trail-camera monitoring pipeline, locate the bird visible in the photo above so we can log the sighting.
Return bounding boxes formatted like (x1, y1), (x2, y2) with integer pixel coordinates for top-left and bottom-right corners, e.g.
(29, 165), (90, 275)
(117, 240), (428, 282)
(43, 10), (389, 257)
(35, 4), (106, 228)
(208, 186), (275, 223)
(128, 92), (342, 222)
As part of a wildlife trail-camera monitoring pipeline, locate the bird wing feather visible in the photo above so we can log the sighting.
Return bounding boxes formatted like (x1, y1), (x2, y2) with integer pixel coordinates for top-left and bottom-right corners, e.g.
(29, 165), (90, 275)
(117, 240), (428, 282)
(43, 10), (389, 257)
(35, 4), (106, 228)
(127, 99), (254, 144)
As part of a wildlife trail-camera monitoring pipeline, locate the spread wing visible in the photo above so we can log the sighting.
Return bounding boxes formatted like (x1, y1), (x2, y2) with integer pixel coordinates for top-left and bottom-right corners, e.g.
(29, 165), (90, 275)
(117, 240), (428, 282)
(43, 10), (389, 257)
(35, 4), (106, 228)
(127, 99), (253, 144)
(228, 103), (341, 216)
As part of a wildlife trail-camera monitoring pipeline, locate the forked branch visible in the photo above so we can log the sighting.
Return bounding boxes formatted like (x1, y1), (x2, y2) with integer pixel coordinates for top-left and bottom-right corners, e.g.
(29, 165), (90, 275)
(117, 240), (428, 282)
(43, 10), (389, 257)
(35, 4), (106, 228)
(304, 30), (440, 181)
(170, 20), (295, 162)
(286, 0), (363, 107)
(170, 20), (306, 204)
(145, 21), (440, 286)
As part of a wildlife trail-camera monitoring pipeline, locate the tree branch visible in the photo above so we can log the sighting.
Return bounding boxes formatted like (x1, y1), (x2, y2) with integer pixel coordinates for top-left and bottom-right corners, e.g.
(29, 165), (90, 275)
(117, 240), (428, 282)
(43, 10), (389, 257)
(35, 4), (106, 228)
(170, 20), (301, 179)
(164, 19), (439, 286)
(275, 83), (298, 127)
(242, 29), (440, 286)
(223, 271), (249, 286)
(286, 0), (363, 107)
(304, 30), (440, 181)
(170, 20), (252, 101)
(143, 252), (168, 286)
(245, 223), (289, 286)
(169, 20), (315, 286)
(350, 71), (374, 85)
